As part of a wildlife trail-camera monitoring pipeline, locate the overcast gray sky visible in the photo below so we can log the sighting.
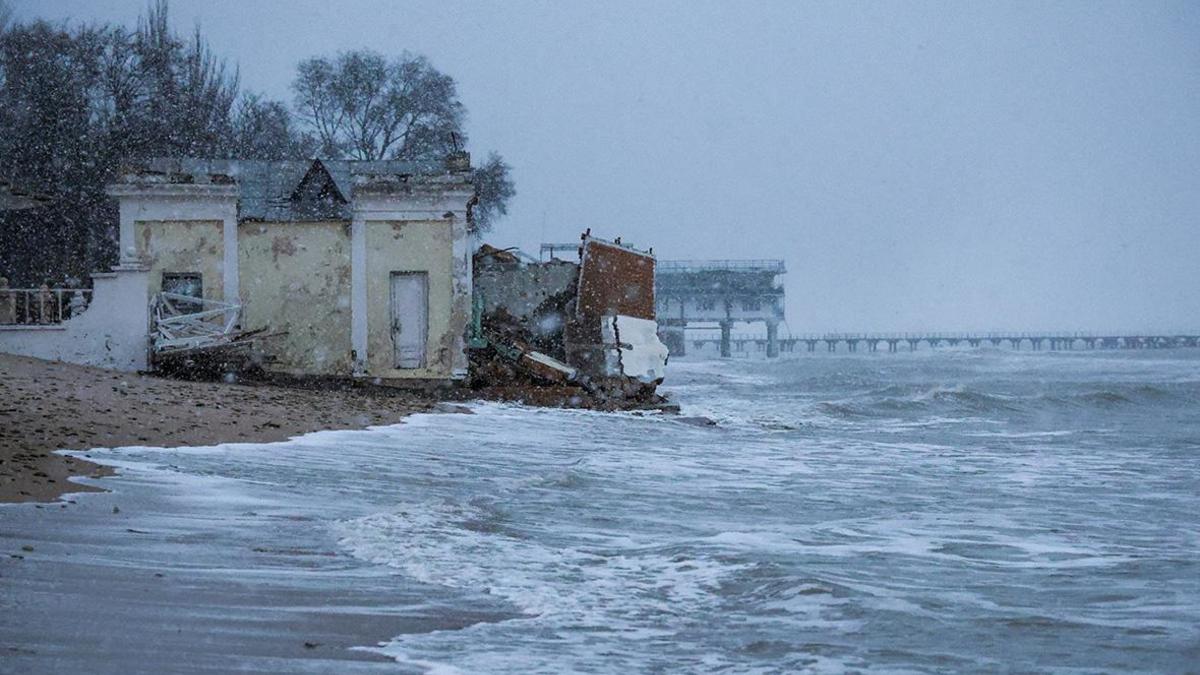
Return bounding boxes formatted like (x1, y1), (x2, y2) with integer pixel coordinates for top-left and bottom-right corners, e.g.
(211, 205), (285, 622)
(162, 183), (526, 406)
(18, 0), (1200, 332)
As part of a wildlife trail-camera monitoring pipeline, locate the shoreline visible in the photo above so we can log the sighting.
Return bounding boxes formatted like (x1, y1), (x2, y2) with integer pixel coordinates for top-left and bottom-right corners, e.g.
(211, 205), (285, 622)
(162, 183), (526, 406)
(0, 425), (520, 673)
(0, 353), (435, 503)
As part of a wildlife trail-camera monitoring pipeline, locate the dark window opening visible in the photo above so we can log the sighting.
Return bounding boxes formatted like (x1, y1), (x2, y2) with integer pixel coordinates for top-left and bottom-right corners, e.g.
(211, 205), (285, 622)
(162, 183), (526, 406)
(163, 273), (203, 313)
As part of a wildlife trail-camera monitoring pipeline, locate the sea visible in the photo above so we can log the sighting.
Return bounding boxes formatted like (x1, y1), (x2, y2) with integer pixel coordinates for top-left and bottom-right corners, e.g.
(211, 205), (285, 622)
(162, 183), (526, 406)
(13, 348), (1200, 672)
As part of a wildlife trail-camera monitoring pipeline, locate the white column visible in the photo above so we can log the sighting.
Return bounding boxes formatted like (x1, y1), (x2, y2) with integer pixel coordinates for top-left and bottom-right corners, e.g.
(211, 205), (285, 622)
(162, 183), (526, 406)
(350, 216), (368, 375)
(222, 209), (238, 303)
(116, 199), (147, 266)
(450, 209), (471, 378)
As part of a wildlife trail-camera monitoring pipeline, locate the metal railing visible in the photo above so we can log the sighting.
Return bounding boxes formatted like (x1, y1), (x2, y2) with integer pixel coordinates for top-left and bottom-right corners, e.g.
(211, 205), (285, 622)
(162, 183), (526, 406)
(539, 243), (580, 260)
(657, 259), (786, 274)
(0, 287), (94, 325)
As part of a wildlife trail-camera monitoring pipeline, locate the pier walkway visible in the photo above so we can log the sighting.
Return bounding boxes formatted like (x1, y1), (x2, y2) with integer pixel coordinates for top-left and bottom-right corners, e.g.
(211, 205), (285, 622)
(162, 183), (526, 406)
(686, 331), (1200, 355)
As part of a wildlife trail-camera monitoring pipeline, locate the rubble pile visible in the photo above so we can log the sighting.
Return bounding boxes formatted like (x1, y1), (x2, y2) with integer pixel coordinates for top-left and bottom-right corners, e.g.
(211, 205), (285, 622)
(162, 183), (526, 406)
(470, 233), (671, 410)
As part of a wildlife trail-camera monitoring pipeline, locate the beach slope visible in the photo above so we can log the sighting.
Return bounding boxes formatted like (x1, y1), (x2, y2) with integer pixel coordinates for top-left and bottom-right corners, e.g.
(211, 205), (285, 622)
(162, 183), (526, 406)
(0, 354), (431, 503)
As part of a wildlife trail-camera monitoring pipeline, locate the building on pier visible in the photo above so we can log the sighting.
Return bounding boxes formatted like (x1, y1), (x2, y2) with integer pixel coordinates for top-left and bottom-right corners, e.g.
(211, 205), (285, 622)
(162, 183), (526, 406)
(654, 259), (786, 357)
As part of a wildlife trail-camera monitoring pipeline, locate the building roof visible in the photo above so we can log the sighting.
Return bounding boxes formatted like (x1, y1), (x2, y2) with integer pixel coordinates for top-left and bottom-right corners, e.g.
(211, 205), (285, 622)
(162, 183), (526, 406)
(121, 157), (470, 221)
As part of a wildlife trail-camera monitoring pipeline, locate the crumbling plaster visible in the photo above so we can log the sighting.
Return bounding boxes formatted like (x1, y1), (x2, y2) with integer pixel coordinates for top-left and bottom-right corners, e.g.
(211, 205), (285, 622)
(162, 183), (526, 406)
(238, 222), (352, 375)
(352, 184), (473, 381)
(136, 220), (224, 301)
(108, 185), (239, 303)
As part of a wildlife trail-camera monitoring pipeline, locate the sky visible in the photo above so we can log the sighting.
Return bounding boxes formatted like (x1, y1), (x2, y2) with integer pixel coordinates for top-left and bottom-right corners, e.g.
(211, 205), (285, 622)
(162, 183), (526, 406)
(16, 0), (1200, 333)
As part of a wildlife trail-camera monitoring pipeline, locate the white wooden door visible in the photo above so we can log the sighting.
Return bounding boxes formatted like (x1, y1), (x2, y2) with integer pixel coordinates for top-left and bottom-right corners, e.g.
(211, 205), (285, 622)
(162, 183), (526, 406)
(390, 272), (429, 369)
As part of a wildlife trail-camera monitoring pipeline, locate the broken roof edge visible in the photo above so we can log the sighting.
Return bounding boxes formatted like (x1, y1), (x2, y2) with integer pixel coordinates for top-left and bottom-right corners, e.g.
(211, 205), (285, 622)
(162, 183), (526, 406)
(110, 157), (472, 184)
(108, 156), (475, 221)
(119, 154), (469, 181)
(351, 170), (473, 197)
(475, 244), (545, 267)
(580, 231), (655, 260)
(105, 182), (238, 199)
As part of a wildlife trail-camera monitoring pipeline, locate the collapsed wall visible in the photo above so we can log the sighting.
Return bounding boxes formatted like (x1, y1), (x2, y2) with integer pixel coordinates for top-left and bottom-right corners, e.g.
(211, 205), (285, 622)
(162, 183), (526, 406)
(470, 234), (670, 408)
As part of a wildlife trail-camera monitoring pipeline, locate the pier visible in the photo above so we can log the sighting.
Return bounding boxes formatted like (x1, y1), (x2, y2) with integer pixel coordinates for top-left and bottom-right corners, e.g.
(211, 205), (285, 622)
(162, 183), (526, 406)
(655, 260), (786, 357)
(685, 331), (1200, 355)
(647, 257), (1200, 358)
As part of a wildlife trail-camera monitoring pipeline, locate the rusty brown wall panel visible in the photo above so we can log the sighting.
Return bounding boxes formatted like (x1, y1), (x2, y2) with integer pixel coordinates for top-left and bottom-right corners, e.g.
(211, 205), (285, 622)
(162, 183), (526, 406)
(574, 237), (656, 323)
(566, 236), (656, 380)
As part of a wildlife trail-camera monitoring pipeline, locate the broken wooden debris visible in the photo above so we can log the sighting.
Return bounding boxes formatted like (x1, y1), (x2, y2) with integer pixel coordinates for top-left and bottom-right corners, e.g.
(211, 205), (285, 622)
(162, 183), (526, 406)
(150, 292), (282, 376)
(470, 231), (671, 410)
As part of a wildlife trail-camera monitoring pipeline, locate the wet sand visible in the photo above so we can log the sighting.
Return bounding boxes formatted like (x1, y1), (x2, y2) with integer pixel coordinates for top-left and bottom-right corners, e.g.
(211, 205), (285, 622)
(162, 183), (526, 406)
(0, 354), (433, 503)
(0, 354), (509, 672)
(0, 451), (518, 673)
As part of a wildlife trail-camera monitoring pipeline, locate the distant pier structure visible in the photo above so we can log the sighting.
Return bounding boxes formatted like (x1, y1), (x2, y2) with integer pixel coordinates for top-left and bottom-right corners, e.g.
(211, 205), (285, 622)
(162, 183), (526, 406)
(690, 331), (1200, 355)
(654, 259), (786, 358)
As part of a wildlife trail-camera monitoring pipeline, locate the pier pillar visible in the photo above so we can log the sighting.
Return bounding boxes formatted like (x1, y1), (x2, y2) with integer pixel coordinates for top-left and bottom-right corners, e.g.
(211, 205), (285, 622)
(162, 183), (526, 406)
(719, 321), (733, 358)
(765, 321), (780, 358)
(660, 326), (687, 357)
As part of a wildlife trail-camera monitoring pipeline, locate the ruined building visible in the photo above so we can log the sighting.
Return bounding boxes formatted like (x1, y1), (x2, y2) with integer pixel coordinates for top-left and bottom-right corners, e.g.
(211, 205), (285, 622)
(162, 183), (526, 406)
(113, 156), (476, 381)
(0, 159), (671, 406)
(2, 156), (474, 382)
(472, 234), (669, 406)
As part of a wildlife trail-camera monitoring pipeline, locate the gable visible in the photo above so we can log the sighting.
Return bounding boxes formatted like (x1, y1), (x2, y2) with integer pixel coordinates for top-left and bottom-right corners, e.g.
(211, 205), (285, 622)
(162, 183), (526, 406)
(287, 160), (349, 220)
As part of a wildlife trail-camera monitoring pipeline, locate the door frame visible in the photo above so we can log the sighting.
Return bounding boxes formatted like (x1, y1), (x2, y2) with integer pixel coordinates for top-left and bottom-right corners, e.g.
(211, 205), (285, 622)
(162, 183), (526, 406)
(389, 271), (429, 369)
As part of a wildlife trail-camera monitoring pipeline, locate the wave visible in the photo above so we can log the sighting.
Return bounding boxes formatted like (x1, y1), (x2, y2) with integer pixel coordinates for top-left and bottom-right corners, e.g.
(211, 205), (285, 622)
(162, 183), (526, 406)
(334, 499), (747, 620)
(812, 385), (1021, 421)
(1039, 383), (1192, 410)
(804, 381), (1198, 424)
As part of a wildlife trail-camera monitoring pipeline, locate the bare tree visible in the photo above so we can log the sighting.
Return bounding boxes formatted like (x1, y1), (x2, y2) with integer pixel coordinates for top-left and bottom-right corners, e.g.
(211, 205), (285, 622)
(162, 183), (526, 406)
(291, 49), (514, 231)
(292, 56), (346, 158)
(472, 152), (515, 234)
(0, 0), (305, 285)
(130, 1), (239, 157)
(292, 49), (464, 161)
(0, 1), (9, 92)
(230, 93), (313, 159)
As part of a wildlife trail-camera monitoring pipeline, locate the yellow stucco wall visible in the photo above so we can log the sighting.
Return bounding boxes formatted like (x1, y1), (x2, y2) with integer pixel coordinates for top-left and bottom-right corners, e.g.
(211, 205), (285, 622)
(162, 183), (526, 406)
(135, 220), (223, 300)
(365, 219), (454, 379)
(238, 222), (353, 375)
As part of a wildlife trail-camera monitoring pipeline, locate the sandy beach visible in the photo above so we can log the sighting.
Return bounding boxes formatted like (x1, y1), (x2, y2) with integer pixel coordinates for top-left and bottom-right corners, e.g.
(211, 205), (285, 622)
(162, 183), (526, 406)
(0, 353), (434, 503)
